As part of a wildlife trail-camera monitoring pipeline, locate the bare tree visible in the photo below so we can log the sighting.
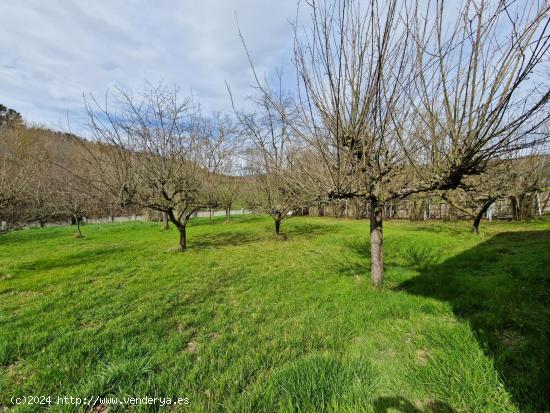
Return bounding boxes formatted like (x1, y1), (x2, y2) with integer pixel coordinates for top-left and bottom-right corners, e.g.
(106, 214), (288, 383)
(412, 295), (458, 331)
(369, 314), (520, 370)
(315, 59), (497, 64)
(285, 0), (549, 285)
(507, 154), (548, 220)
(229, 74), (306, 235)
(217, 176), (241, 221)
(0, 125), (36, 214)
(47, 136), (103, 237)
(201, 113), (239, 221)
(1, 124), (119, 232)
(439, 162), (513, 233)
(285, 0), (420, 284)
(85, 84), (227, 250)
(441, 153), (547, 232)
(405, 0), (550, 192)
(212, 114), (241, 222)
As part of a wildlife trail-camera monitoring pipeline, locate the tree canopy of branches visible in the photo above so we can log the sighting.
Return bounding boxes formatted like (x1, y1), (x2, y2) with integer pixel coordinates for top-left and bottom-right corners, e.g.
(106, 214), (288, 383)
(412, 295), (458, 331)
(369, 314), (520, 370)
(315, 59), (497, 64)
(229, 74), (307, 235)
(86, 84), (229, 250)
(276, 0), (550, 284)
(0, 126), (37, 213)
(1, 123), (113, 235)
(440, 155), (547, 233)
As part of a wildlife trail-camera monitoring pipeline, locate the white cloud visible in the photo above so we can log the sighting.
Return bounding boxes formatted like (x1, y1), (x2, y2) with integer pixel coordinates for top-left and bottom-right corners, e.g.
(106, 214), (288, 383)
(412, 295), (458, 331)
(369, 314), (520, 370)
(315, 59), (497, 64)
(0, 0), (298, 133)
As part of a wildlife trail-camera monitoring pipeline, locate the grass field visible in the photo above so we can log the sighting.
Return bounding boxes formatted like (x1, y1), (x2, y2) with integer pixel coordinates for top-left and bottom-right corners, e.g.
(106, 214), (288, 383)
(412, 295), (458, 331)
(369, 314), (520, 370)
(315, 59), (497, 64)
(1, 215), (549, 412)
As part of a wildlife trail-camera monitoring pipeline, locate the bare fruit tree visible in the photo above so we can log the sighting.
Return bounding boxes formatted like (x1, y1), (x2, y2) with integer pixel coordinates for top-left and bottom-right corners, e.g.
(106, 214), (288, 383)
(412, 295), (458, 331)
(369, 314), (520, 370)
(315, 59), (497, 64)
(229, 74), (305, 235)
(405, 0), (550, 192)
(47, 136), (102, 237)
(285, 0), (549, 285)
(438, 158), (541, 233)
(287, 0), (420, 284)
(86, 84), (228, 250)
(0, 126), (37, 213)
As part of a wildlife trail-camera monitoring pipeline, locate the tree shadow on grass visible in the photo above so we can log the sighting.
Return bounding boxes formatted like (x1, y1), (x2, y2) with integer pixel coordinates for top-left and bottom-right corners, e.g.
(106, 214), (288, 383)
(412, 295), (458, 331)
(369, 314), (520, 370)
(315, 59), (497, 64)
(404, 223), (468, 237)
(0, 227), (66, 246)
(285, 222), (339, 239)
(16, 247), (128, 272)
(189, 222), (337, 250)
(399, 230), (550, 413)
(189, 230), (266, 249)
(336, 238), (443, 277)
(187, 214), (261, 228)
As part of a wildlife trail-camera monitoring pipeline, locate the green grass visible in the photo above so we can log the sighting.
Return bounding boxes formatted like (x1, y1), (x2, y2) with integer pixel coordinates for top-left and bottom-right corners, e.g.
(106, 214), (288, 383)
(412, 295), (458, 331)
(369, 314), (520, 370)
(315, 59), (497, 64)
(0, 215), (549, 412)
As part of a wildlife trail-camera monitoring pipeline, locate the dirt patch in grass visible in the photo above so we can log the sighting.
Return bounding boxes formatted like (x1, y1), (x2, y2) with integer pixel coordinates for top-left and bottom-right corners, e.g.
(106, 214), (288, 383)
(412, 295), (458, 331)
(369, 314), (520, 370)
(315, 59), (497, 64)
(0, 273), (13, 281)
(186, 340), (197, 353)
(415, 349), (429, 365)
(80, 321), (102, 330)
(4, 362), (25, 386)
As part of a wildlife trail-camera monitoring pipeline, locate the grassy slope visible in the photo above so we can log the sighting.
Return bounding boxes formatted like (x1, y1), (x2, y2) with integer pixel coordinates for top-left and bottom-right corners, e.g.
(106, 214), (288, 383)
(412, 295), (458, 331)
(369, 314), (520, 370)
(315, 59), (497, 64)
(0, 216), (549, 413)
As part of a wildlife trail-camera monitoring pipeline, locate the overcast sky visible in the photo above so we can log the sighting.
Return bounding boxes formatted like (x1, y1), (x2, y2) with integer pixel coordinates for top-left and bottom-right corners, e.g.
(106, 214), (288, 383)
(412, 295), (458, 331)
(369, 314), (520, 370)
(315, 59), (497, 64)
(0, 0), (298, 133)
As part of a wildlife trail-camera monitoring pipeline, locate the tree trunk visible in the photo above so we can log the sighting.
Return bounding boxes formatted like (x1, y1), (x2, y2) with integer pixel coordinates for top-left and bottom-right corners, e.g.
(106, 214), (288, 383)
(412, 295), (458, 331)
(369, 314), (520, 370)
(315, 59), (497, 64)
(75, 215), (83, 238)
(472, 199), (495, 234)
(370, 199), (383, 286)
(426, 198), (431, 220)
(208, 207), (212, 221)
(162, 211), (169, 230)
(225, 205), (231, 222)
(167, 209), (188, 251)
(511, 196), (521, 221)
(178, 225), (187, 251)
(274, 219), (281, 235)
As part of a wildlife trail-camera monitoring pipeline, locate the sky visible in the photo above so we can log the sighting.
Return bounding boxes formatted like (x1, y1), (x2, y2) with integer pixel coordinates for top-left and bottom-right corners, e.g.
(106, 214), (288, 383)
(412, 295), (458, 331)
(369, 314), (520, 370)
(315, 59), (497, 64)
(0, 0), (298, 133)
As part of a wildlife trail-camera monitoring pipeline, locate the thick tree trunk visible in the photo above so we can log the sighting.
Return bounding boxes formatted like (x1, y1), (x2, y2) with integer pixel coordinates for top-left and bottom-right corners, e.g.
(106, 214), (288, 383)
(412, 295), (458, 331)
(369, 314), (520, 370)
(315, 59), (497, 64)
(162, 211), (169, 230)
(370, 199), (384, 286)
(167, 209), (189, 251)
(471, 199), (494, 234)
(274, 219), (281, 235)
(178, 225), (187, 251)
